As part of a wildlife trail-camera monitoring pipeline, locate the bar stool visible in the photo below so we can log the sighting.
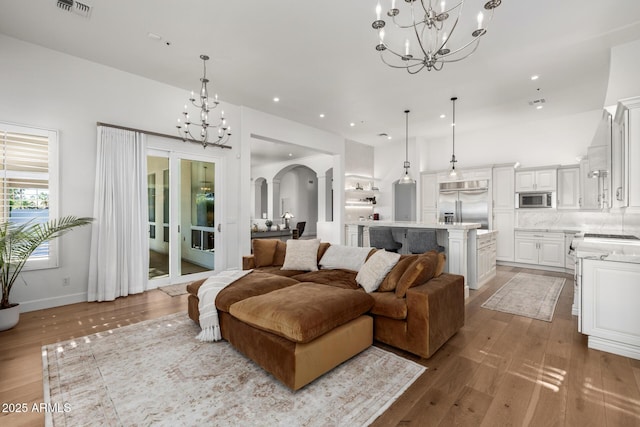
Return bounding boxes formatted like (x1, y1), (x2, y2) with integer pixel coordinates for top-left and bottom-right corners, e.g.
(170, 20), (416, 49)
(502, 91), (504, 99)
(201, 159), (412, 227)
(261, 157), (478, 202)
(406, 229), (445, 254)
(368, 227), (403, 253)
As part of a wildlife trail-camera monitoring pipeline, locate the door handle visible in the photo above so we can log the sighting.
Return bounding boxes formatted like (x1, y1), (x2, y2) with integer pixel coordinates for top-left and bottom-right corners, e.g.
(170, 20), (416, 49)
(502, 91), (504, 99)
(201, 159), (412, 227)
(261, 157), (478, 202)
(217, 224), (222, 232)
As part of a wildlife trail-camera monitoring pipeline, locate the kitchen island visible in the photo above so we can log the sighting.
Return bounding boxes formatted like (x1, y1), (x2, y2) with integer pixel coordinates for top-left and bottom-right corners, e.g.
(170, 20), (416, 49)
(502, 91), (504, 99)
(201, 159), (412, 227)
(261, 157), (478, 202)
(573, 236), (640, 360)
(345, 221), (483, 297)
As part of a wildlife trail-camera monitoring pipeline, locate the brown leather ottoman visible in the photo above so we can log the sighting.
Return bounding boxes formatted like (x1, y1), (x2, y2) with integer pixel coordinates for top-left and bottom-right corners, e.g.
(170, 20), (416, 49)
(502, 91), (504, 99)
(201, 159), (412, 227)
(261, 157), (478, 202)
(223, 282), (374, 390)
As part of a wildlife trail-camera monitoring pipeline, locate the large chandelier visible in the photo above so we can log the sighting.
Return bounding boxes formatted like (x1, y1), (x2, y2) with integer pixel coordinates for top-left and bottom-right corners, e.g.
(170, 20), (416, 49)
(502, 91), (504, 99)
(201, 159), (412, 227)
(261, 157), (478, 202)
(176, 55), (231, 148)
(372, 0), (501, 73)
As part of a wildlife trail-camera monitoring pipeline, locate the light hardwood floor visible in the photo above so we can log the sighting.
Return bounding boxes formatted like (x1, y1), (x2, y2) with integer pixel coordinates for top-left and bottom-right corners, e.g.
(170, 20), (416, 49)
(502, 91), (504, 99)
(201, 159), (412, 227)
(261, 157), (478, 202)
(1, 266), (639, 426)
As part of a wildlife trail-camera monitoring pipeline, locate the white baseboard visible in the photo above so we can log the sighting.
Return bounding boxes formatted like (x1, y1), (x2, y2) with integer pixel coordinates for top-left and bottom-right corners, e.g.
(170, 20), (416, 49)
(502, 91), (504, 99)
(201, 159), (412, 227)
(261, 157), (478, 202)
(18, 292), (87, 313)
(588, 336), (640, 360)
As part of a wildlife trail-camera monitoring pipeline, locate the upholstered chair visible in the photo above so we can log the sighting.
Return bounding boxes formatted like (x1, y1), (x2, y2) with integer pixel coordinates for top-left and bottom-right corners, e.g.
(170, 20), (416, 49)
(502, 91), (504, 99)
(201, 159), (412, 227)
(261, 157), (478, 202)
(406, 229), (445, 254)
(368, 227), (403, 253)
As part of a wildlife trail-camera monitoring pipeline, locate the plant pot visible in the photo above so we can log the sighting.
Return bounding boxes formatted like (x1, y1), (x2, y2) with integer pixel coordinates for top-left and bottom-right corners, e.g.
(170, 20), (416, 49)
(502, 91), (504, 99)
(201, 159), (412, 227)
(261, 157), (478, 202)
(0, 304), (20, 331)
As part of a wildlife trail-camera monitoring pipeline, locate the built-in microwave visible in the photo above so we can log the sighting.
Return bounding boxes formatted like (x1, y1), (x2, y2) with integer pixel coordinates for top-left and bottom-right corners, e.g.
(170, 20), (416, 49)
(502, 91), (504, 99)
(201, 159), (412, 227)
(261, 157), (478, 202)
(516, 192), (556, 208)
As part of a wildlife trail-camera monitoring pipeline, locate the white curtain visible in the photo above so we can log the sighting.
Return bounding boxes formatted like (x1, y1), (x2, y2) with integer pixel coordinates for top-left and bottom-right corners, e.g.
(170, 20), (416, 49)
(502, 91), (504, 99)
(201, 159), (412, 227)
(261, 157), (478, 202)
(88, 126), (149, 301)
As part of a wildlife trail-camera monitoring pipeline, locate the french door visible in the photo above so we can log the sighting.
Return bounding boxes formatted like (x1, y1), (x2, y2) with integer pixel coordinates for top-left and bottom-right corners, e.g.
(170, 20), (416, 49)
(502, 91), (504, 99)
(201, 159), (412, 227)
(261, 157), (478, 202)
(147, 150), (222, 285)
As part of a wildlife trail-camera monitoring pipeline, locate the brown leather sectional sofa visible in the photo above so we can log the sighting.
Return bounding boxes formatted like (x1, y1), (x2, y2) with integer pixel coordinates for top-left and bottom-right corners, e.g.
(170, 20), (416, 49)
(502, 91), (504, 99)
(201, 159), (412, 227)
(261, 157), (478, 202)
(187, 240), (465, 390)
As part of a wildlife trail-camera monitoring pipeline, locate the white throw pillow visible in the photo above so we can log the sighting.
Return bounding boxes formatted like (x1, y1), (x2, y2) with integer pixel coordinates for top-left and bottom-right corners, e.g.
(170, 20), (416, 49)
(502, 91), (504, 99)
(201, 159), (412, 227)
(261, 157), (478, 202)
(281, 239), (321, 271)
(356, 250), (401, 293)
(319, 245), (373, 272)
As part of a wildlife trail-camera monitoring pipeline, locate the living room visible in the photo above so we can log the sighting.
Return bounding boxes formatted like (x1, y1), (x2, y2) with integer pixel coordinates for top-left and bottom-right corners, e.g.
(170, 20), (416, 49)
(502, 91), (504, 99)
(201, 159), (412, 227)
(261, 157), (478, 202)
(2, 1), (640, 425)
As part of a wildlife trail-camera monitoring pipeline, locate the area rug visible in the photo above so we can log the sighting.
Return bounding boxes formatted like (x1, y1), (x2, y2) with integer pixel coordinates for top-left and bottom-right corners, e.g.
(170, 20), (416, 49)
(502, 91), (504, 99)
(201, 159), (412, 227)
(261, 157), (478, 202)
(157, 282), (189, 296)
(481, 272), (565, 322)
(42, 312), (425, 427)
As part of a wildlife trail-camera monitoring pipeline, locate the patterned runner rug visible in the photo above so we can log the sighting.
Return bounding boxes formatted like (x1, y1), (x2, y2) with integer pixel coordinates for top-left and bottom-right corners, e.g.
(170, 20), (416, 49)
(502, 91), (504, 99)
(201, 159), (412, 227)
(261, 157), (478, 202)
(43, 312), (425, 426)
(481, 272), (565, 322)
(158, 282), (189, 296)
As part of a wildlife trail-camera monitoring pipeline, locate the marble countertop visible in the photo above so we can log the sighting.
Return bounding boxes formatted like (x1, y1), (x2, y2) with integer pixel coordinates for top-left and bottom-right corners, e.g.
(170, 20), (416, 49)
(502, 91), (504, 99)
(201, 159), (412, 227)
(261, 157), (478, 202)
(345, 220), (482, 230)
(574, 239), (640, 264)
(514, 227), (582, 234)
(477, 229), (498, 236)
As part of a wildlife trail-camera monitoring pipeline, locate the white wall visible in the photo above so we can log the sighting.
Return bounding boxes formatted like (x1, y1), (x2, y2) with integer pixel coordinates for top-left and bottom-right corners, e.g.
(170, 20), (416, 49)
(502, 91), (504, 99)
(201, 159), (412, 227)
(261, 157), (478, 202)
(242, 107), (345, 250)
(0, 34), (243, 311)
(251, 154), (333, 236)
(373, 110), (601, 221)
(605, 39), (640, 107)
(279, 167), (318, 235)
(417, 109), (602, 172)
(373, 137), (418, 221)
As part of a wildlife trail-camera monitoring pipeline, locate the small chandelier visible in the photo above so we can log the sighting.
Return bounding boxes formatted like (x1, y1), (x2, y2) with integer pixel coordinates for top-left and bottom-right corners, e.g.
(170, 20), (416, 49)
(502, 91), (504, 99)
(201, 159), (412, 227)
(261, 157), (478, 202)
(177, 55), (231, 148)
(399, 109), (415, 185)
(372, 0), (501, 73)
(449, 97), (458, 178)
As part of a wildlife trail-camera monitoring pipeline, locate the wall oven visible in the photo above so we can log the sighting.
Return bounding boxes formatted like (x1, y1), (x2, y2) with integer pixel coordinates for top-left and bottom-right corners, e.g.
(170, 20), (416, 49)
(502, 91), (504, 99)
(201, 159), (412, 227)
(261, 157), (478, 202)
(515, 192), (555, 208)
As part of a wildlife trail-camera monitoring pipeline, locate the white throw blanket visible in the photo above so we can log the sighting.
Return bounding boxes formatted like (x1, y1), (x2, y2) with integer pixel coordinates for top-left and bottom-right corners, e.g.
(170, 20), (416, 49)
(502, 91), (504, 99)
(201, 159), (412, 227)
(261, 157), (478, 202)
(195, 269), (252, 342)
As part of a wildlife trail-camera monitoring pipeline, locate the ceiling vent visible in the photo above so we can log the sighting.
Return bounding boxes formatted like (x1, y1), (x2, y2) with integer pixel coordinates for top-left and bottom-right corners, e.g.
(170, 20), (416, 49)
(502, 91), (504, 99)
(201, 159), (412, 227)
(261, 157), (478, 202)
(528, 98), (546, 107)
(56, 0), (92, 18)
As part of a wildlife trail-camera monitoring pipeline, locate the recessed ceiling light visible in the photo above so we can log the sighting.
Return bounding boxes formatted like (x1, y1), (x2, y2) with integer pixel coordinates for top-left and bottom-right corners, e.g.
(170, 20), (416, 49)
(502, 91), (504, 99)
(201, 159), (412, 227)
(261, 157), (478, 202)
(319, 113), (325, 118)
(536, 105), (543, 110)
(147, 32), (162, 41)
(350, 122), (355, 127)
(288, 153), (293, 157)
(440, 114), (446, 119)
(531, 75), (539, 81)
(387, 136), (392, 140)
(273, 97), (280, 102)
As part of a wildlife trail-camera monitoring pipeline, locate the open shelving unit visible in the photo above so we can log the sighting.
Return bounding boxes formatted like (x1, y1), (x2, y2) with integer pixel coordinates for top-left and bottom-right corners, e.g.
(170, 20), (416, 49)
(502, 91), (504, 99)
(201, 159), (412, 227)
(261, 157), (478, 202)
(344, 174), (379, 221)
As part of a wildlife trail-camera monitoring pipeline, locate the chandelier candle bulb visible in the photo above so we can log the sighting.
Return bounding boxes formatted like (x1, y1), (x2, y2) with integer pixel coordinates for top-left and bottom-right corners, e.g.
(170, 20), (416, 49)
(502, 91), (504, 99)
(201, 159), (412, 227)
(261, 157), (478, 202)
(371, 0), (501, 73)
(176, 54), (231, 148)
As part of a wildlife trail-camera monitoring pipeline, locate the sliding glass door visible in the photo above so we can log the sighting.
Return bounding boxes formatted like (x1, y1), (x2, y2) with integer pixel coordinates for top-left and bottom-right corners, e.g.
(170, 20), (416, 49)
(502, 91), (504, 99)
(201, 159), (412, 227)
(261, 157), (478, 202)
(147, 150), (221, 284)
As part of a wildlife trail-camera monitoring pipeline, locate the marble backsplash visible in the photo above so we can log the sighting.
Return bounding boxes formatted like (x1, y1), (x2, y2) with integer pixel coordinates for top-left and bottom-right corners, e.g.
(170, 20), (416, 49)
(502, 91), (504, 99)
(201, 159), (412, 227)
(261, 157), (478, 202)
(516, 210), (640, 236)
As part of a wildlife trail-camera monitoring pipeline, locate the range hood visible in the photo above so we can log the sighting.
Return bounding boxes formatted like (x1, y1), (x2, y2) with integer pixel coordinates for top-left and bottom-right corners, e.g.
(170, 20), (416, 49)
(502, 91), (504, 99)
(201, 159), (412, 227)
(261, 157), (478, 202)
(587, 109), (612, 178)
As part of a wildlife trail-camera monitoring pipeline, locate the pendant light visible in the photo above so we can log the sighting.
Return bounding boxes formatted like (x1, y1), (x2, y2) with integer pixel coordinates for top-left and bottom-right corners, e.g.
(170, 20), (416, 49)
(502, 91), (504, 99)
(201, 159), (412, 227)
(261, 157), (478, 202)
(449, 97), (458, 178)
(399, 109), (415, 184)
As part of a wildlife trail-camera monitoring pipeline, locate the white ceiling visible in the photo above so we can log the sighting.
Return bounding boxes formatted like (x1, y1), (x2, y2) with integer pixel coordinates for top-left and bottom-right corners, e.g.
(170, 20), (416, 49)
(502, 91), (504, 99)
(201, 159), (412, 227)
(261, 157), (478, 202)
(2, 0), (640, 163)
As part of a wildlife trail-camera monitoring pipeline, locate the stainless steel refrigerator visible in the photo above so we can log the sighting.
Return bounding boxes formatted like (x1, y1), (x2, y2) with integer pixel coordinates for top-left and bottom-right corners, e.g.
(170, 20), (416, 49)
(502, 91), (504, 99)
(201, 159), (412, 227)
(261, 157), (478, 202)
(438, 180), (489, 229)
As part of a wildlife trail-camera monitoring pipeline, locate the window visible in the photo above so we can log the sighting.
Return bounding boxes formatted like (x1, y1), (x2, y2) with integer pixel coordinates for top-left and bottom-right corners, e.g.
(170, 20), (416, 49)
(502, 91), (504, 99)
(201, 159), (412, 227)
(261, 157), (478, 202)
(0, 122), (59, 270)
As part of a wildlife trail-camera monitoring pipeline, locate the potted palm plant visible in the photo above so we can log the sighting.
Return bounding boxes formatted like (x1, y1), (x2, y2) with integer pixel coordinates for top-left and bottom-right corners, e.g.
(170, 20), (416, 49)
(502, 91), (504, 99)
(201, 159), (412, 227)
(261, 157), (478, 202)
(0, 216), (93, 331)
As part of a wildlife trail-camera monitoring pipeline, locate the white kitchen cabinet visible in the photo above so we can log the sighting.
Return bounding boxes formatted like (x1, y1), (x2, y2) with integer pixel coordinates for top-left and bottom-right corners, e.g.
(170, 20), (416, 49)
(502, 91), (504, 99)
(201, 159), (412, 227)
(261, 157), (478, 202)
(564, 232), (576, 272)
(421, 210), (438, 222)
(492, 165), (515, 262)
(557, 166), (580, 209)
(581, 258), (640, 360)
(420, 172), (438, 222)
(475, 232), (497, 289)
(493, 210), (514, 262)
(613, 96), (640, 210)
(579, 158), (600, 209)
(421, 173), (438, 210)
(492, 165), (515, 210)
(628, 101), (640, 209)
(514, 231), (565, 268)
(515, 168), (557, 192)
(612, 107), (627, 208)
(345, 224), (360, 246)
